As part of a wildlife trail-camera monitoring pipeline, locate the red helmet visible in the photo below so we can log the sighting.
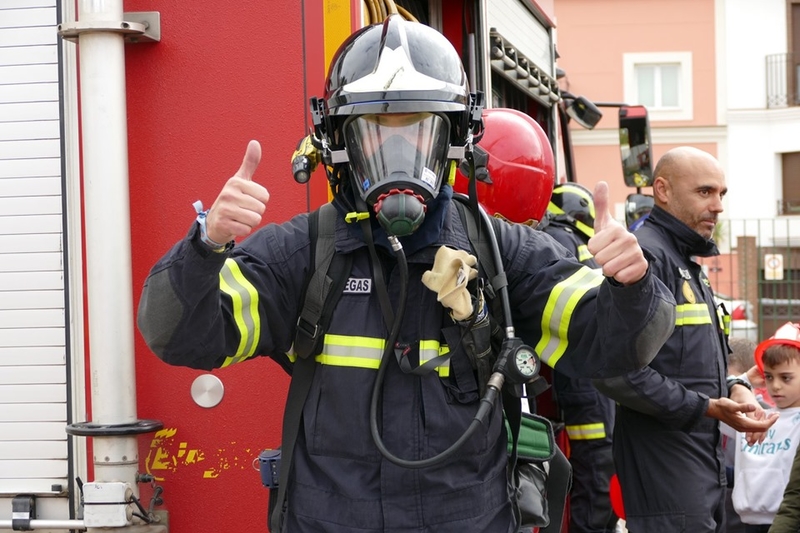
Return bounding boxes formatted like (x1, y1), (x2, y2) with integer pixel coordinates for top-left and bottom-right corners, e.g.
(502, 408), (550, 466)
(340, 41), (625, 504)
(755, 321), (800, 376)
(453, 107), (555, 224)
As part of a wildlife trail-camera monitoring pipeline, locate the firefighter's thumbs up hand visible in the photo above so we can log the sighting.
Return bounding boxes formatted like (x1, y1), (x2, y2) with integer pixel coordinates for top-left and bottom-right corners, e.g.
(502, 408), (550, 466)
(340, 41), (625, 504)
(206, 140), (270, 244)
(587, 181), (648, 286)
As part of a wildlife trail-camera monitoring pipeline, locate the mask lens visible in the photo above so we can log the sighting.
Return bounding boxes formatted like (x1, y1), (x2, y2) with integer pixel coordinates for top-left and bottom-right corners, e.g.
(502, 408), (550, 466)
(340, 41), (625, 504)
(344, 113), (450, 204)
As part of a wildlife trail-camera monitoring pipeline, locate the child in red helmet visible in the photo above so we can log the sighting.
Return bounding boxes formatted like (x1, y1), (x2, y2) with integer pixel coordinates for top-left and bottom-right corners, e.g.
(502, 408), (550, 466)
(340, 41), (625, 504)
(724, 322), (800, 532)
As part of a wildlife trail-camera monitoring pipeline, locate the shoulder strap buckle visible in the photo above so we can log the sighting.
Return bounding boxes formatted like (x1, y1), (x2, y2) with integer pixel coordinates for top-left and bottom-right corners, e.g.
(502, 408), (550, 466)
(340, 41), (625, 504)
(294, 316), (322, 359)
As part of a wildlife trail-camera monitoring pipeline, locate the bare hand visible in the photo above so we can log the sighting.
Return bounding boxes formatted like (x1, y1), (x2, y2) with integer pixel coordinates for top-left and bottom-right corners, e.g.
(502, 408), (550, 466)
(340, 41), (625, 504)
(707, 396), (779, 445)
(206, 140), (269, 244)
(728, 382), (777, 444)
(587, 181), (648, 285)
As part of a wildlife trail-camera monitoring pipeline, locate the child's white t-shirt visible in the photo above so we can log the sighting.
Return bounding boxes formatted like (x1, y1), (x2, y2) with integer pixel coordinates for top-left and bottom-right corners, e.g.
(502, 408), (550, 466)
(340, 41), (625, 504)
(729, 406), (800, 525)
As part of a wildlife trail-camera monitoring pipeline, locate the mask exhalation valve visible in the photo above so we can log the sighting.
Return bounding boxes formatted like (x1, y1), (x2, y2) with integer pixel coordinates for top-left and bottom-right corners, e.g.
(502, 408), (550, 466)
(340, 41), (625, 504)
(374, 189), (427, 237)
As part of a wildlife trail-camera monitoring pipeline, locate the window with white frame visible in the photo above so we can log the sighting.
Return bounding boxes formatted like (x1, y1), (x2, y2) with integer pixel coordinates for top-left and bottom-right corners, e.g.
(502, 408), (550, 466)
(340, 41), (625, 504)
(623, 52), (693, 121)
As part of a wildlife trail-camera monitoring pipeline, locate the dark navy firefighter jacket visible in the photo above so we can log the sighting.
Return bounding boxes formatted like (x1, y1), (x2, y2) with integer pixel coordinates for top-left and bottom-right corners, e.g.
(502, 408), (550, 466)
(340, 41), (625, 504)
(593, 205), (731, 533)
(137, 186), (676, 533)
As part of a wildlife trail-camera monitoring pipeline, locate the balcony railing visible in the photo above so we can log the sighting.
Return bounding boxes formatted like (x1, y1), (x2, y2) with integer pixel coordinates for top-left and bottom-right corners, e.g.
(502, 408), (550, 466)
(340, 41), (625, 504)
(767, 52), (800, 108)
(779, 199), (800, 216)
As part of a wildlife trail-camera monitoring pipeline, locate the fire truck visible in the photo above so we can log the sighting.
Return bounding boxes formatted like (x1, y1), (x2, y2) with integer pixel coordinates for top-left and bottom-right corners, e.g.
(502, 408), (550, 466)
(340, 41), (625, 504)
(1, 0), (651, 531)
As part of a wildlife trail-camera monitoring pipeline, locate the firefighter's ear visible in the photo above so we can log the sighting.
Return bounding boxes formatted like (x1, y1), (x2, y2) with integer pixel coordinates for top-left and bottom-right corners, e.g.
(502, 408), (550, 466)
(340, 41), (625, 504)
(652, 175), (669, 204)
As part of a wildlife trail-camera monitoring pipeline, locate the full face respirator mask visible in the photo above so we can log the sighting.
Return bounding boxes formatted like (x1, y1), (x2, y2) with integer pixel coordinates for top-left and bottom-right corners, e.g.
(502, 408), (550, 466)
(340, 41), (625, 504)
(343, 112), (451, 237)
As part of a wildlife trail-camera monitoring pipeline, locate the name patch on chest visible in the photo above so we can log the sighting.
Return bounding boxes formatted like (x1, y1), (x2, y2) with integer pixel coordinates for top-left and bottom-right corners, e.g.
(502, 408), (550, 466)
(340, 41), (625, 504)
(343, 278), (372, 294)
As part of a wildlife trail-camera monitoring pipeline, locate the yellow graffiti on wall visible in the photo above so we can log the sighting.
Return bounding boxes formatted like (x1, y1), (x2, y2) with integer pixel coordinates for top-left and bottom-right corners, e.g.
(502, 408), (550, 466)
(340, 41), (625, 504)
(145, 427), (260, 481)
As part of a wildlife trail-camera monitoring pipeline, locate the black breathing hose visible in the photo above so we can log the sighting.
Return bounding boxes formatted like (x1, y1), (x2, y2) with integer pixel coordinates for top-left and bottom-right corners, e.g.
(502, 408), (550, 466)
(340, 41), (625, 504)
(476, 206), (514, 339)
(369, 234), (506, 469)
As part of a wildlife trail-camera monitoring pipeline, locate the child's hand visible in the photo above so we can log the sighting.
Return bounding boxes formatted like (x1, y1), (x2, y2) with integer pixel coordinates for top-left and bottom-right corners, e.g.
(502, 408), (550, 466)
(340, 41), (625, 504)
(745, 364), (765, 388)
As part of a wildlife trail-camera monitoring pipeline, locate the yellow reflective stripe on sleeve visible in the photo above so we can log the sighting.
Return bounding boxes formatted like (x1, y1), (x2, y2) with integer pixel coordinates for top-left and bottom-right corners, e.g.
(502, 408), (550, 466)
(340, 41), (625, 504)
(219, 258), (261, 367)
(536, 266), (604, 368)
(566, 422), (607, 440)
(576, 244), (594, 263)
(675, 303), (713, 326)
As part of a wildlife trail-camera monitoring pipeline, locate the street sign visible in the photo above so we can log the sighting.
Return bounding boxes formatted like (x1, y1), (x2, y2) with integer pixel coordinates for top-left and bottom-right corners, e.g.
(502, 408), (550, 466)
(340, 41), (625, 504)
(765, 253), (784, 280)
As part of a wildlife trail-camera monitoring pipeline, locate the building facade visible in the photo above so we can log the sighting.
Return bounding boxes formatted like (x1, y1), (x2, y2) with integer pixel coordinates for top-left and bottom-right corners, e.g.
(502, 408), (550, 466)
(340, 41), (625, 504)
(555, 0), (800, 338)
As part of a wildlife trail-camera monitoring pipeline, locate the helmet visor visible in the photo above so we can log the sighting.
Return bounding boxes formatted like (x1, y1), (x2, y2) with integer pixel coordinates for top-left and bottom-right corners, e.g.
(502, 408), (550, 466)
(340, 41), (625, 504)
(343, 112), (450, 204)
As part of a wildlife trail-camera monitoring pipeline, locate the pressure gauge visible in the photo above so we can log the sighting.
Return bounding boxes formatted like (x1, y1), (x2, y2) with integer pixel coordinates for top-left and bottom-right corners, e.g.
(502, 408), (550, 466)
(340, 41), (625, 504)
(511, 344), (541, 383)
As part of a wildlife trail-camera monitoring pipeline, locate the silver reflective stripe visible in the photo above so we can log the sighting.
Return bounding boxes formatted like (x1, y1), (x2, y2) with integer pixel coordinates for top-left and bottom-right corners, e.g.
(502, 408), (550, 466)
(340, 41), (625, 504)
(219, 258), (261, 367)
(566, 422), (606, 440)
(577, 244), (593, 263)
(420, 340), (450, 377)
(535, 266), (604, 368)
(675, 303), (712, 326)
(316, 334), (385, 369)
(313, 335), (450, 375)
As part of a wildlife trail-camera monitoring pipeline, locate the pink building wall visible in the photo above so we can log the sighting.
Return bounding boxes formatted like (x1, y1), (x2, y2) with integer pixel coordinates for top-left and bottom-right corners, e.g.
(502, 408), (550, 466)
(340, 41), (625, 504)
(554, 0), (720, 210)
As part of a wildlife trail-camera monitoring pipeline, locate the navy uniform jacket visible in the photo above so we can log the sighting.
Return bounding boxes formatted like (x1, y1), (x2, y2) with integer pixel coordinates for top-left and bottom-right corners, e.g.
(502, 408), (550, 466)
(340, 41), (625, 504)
(538, 219), (607, 413)
(540, 218), (619, 531)
(594, 205), (730, 533)
(137, 188), (675, 533)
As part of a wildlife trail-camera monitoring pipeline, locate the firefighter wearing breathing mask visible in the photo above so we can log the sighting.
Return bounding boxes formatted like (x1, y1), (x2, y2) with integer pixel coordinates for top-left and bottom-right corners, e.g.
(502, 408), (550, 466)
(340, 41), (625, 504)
(137, 15), (676, 533)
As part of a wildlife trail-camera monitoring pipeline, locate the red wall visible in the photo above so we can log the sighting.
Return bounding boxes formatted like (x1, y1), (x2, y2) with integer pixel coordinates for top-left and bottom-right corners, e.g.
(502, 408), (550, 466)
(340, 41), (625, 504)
(122, 2), (325, 530)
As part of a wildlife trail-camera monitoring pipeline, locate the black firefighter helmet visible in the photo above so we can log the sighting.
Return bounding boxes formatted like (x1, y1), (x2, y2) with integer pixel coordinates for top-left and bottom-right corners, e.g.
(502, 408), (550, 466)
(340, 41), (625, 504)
(311, 15), (483, 236)
(547, 182), (596, 240)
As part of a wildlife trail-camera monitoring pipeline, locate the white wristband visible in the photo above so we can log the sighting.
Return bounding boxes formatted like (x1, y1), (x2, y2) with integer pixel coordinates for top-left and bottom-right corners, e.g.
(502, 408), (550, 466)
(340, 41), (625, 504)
(193, 200), (229, 252)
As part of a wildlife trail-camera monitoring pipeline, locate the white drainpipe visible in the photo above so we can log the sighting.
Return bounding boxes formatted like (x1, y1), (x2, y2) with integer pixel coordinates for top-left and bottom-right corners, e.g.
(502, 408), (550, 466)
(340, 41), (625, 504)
(76, 0), (140, 488)
(49, 2), (165, 530)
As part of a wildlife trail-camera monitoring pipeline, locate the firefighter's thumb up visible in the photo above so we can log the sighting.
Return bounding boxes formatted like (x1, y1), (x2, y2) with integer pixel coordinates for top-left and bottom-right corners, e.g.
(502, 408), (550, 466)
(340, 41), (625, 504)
(206, 140), (270, 244)
(587, 181), (648, 286)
